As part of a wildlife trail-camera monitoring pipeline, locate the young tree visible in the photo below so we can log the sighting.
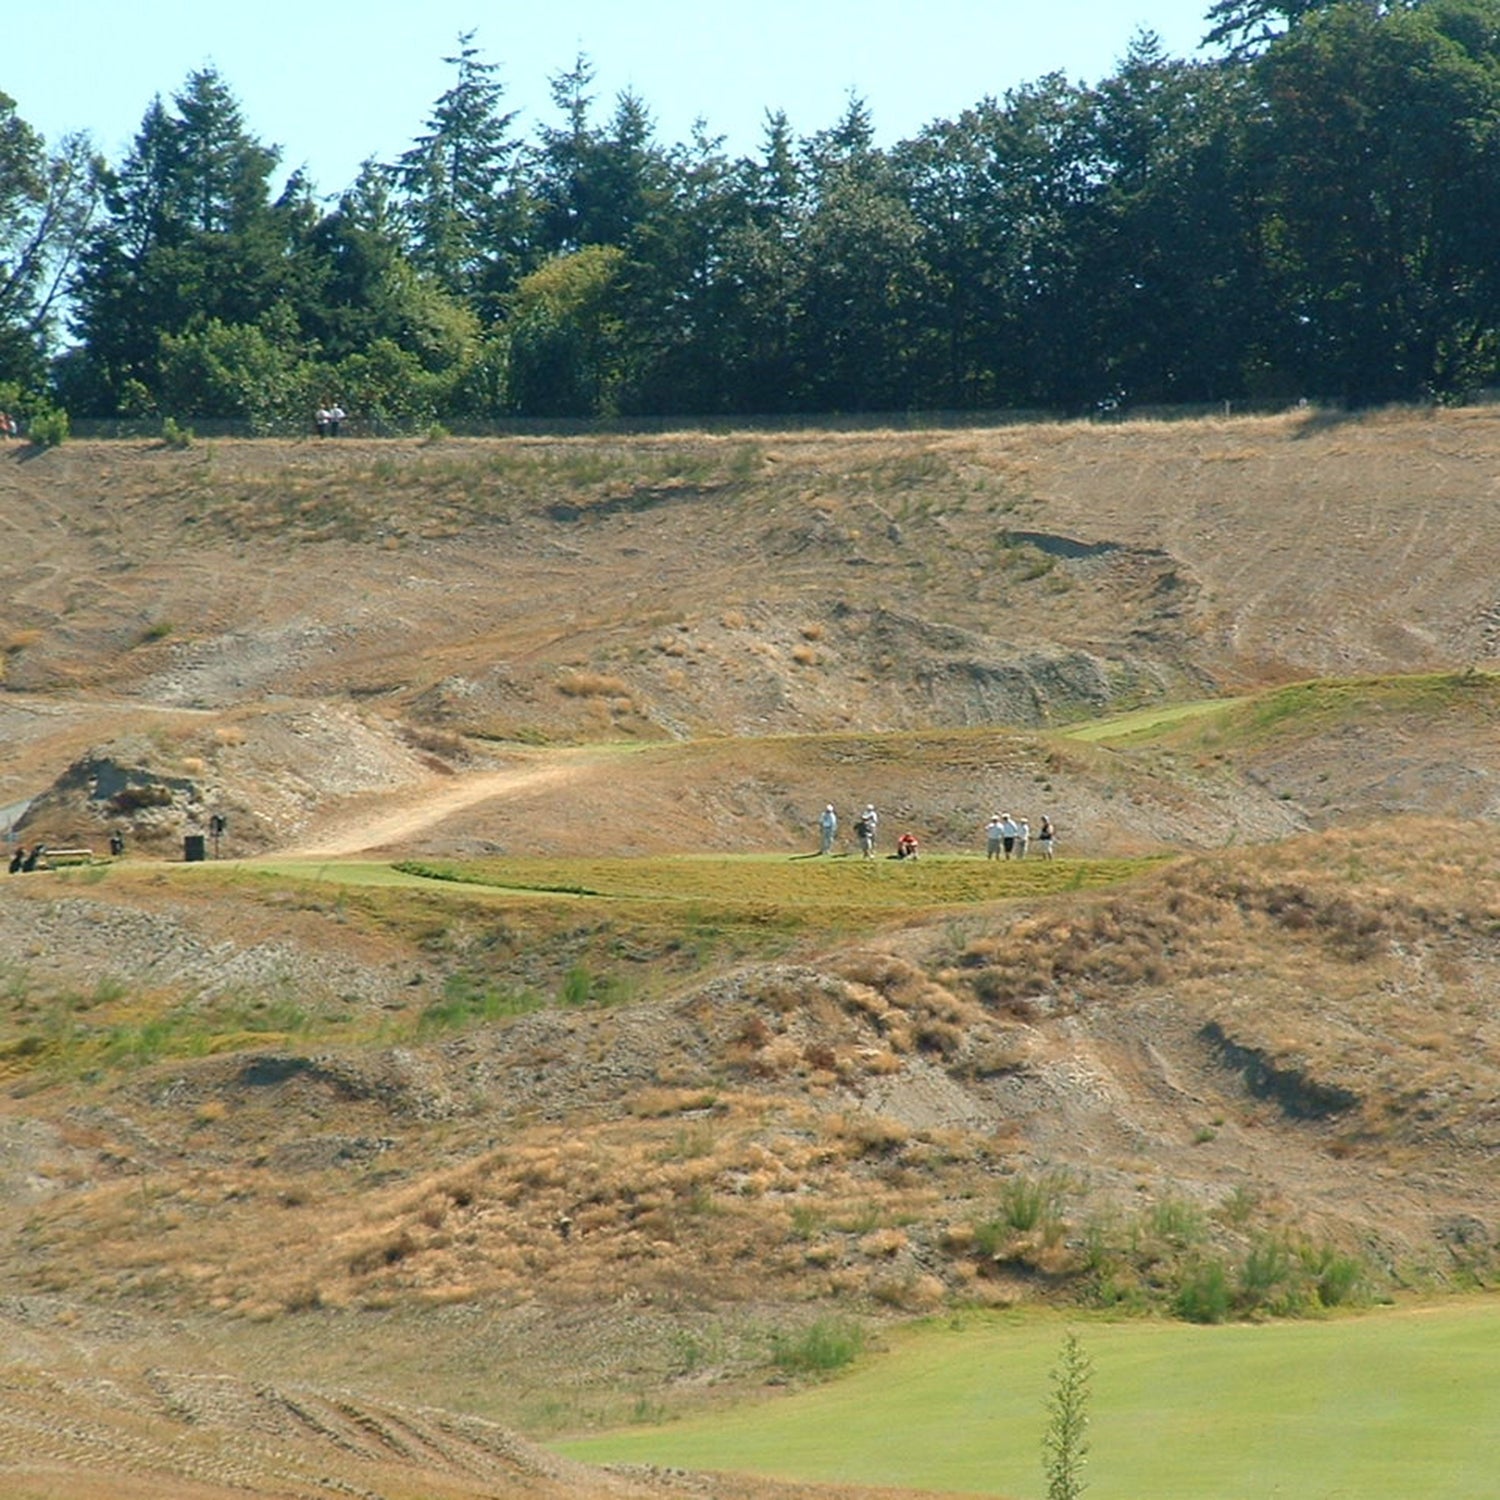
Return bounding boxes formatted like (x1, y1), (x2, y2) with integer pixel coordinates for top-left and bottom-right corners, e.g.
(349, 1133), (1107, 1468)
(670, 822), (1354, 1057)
(1042, 1331), (1092, 1500)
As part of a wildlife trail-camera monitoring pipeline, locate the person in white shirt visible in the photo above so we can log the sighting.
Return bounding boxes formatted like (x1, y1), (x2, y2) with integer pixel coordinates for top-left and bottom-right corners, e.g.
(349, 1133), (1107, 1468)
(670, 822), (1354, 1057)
(985, 814), (1004, 860)
(999, 813), (1019, 859)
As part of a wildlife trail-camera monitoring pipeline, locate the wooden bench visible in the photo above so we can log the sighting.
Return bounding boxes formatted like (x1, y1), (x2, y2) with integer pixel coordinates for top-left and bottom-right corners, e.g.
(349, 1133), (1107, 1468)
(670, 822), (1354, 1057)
(39, 847), (97, 868)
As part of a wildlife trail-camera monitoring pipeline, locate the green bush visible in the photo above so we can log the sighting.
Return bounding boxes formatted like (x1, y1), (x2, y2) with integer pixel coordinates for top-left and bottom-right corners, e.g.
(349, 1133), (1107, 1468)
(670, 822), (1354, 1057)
(1302, 1243), (1366, 1308)
(1150, 1196), (1206, 1247)
(1175, 1255), (1233, 1323)
(1238, 1235), (1296, 1313)
(161, 416), (194, 448)
(561, 964), (593, 1006)
(26, 406), (69, 447)
(770, 1317), (866, 1376)
(1003, 1172), (1069, 1232)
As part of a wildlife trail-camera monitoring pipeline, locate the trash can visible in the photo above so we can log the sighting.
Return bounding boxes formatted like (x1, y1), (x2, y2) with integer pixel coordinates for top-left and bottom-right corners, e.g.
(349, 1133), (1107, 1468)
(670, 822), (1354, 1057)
(183, 833), (206, 862)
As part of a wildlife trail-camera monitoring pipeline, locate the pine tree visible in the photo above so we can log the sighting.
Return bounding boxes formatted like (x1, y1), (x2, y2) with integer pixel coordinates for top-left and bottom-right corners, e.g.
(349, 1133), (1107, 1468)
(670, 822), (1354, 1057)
(1042, 1331), (1092, 1500)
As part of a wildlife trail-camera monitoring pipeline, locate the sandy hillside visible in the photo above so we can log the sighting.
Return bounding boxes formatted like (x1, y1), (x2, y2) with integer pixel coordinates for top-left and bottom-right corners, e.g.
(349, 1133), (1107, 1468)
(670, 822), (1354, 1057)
(5, 408), (1500, 1500)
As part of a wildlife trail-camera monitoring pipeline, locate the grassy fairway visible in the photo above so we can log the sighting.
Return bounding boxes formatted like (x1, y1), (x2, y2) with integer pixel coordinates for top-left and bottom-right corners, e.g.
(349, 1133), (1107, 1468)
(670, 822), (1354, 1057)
(1058, 696), (1247, 743)
(392, 851), (1152, 912)
(558, 1302), (1500, 1499)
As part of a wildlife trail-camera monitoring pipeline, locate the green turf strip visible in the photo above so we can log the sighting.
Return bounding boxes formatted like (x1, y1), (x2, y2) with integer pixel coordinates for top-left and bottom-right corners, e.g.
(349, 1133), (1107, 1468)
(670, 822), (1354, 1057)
(557, 1302), (1500, 1499)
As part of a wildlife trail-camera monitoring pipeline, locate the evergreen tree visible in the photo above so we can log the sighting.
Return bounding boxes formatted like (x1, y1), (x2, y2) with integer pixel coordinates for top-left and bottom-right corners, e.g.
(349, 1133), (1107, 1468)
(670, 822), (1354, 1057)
(389, 31), (529, 312)
(703, 111), (805, 411)
(67, 69), (290, 413)
(1068, 36), (1259, 405)
(792, 96), (933, 411)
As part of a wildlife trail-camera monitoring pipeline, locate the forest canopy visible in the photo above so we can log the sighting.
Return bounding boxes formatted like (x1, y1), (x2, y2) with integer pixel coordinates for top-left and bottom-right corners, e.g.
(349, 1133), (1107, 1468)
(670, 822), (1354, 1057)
(5, 0), (1500, 427)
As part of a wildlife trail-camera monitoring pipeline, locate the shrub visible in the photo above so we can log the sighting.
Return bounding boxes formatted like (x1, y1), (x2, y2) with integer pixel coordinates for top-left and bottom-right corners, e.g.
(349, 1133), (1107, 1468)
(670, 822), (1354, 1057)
(161, 416), (194, 448)
(770, 1317), (865, 1376)
(27, 406), (69, 447)
(1150, 1196), (1206, 1247)
(560, 964), (593, 1006)
(1238, 1235), (1295, 1313)
(971, 1175), (1070, 1261)
(556, 670), (629, 699)
(1175, 1255), (1233, 1323)
(1302, 1242), (1366, 1307)
(1001, 1172), (1069, 1232)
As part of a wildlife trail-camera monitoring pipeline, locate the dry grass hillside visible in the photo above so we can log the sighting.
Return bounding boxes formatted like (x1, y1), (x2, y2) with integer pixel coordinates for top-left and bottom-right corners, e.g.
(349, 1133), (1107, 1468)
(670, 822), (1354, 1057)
(5, 407), (1500, 1499)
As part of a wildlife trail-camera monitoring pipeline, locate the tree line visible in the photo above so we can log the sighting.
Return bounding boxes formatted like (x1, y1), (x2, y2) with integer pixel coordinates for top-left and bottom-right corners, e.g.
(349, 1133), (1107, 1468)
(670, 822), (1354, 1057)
(3, 0), (1500, 430)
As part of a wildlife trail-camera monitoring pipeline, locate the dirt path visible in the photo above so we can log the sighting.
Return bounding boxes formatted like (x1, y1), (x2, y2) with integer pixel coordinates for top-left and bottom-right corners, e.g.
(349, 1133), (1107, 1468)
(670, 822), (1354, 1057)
(278, 752), (604, 858)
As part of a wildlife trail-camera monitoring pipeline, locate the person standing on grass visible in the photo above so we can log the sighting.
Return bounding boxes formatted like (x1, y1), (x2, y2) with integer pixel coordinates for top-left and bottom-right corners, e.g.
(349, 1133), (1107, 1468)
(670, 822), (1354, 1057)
(1038, 815), (1055, 859)
(1018, 818), (1030, 859)
(858, 803), (878, 858)
(986, 813), (1004, 860)
(1000, 811), (1019, 859)
(820, 802), (838, 854)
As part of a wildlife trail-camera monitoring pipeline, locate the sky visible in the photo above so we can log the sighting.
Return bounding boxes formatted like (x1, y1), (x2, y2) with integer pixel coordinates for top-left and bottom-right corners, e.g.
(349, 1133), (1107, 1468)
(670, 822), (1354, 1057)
(24, 0), (1219, 198)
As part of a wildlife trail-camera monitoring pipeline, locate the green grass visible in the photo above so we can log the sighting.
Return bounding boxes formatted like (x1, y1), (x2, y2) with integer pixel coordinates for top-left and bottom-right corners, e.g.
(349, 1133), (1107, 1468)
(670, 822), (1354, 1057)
(1066, 670), (1500, 751)
(391, 852), (1154, 916)
(558, 1300), (1500, 1499)
(1060, 696), (1246, 743)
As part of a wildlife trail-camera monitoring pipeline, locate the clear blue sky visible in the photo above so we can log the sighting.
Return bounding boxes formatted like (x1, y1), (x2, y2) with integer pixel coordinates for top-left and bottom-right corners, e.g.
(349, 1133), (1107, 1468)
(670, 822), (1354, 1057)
(25, 0), (1217, 197)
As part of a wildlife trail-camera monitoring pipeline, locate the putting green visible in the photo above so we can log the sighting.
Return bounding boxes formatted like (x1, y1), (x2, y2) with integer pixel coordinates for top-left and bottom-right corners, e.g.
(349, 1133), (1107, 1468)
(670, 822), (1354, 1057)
(557, 1301), (1500, 1498)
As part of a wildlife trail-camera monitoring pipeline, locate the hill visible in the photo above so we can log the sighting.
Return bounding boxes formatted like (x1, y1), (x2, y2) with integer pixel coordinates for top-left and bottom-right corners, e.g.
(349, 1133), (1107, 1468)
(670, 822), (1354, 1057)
(4, 407), (1500, 1498)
